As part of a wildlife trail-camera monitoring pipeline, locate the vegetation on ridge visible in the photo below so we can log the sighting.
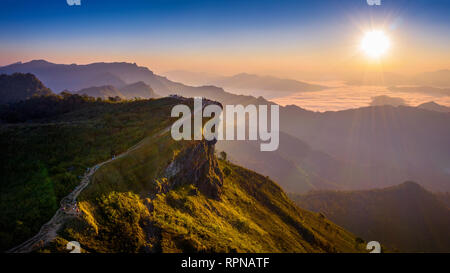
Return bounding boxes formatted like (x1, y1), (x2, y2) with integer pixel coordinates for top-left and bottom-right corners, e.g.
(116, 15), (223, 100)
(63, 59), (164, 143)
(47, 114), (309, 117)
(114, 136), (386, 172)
(0, 94), (182, 250)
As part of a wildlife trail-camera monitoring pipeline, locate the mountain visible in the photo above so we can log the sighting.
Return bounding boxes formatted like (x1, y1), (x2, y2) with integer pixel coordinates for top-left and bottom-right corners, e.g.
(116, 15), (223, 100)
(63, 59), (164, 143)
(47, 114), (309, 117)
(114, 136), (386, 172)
(1, 94), (364, 253)
(418, 101), (450, 113)
(119, 81), (159, 99)
(280, 105), (450, 191)
(289, 182), (450, 252)
(210, 73), (327, 97)
(0, 73), (53, 104)
(75, 85), (125, 99)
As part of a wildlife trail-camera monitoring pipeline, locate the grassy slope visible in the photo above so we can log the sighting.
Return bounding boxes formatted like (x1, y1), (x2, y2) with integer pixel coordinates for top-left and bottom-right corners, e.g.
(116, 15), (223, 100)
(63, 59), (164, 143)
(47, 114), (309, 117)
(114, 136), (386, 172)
(46, 131), (365, 253)
(0, 97), (181, 250)
(154, 161), (365, 253)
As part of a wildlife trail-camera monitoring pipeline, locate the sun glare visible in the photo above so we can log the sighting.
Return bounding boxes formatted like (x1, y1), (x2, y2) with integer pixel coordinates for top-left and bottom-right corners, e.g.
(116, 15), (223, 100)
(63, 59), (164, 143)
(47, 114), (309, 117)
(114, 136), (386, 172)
(360, 30), (390, 59)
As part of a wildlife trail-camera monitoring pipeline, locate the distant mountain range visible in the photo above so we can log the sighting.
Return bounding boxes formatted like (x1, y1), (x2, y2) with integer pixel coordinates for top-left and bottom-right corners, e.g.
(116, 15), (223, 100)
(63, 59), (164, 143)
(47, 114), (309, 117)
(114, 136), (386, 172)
(0, 60), (251, 101)
(0, 60), (127, 92)
(290, 181), (450, 252)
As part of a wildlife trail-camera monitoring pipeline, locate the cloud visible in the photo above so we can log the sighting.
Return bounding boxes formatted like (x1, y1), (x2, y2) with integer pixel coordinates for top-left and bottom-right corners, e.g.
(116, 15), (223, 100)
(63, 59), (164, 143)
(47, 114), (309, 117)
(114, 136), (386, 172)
(272, 84), (450, 112)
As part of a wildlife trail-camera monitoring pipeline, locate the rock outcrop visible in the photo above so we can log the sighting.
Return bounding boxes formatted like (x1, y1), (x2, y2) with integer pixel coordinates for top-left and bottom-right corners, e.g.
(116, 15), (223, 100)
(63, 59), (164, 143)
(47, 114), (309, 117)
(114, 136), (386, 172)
(162, 139), (223, 200)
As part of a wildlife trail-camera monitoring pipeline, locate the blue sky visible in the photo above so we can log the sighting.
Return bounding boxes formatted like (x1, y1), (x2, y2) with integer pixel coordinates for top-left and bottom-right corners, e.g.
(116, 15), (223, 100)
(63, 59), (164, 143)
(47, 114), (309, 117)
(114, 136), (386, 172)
(1, 0), (449, 78)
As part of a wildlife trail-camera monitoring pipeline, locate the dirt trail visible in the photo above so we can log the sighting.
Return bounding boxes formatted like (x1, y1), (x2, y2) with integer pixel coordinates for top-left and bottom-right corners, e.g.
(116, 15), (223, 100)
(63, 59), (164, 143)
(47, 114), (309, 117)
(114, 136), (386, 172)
(7, 127), (171, 253)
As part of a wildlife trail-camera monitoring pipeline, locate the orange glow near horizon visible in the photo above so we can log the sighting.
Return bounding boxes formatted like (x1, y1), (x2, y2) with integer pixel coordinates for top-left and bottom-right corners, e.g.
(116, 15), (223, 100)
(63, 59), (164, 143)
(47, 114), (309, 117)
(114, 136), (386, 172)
(0, 27), (448, 82)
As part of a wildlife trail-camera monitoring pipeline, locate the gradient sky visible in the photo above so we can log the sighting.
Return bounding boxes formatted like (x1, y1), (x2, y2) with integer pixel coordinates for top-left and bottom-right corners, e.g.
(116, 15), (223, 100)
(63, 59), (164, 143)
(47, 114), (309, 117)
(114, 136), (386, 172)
(0, 0), (449, 80)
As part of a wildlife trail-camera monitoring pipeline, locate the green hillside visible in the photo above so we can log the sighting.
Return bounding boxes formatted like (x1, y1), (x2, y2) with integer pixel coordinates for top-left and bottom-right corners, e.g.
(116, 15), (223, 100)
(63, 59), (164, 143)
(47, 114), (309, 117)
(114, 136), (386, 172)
(1, 91), (364, 253)
(45, 143), (365, 253)
(0, 94), (182, 250)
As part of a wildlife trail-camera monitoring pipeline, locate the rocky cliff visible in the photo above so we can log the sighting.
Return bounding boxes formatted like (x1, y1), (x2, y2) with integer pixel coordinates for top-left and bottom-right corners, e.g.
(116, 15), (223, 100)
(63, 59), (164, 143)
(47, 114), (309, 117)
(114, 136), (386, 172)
(162, 139), (223, 200)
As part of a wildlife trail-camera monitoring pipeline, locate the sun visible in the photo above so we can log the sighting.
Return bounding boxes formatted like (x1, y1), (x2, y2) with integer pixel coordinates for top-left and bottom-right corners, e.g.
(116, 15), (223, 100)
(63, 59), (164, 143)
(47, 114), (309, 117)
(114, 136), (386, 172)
(360, 30), (390, 59)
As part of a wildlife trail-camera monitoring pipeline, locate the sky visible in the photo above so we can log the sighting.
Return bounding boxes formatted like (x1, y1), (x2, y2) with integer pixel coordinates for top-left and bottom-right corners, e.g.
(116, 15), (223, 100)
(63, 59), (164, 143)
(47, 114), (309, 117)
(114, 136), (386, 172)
(0, 0), (449, 80)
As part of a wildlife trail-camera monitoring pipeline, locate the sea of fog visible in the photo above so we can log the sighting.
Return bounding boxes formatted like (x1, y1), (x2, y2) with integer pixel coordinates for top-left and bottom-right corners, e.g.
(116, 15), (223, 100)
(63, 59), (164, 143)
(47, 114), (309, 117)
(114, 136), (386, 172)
(269, 84), (450, 112)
